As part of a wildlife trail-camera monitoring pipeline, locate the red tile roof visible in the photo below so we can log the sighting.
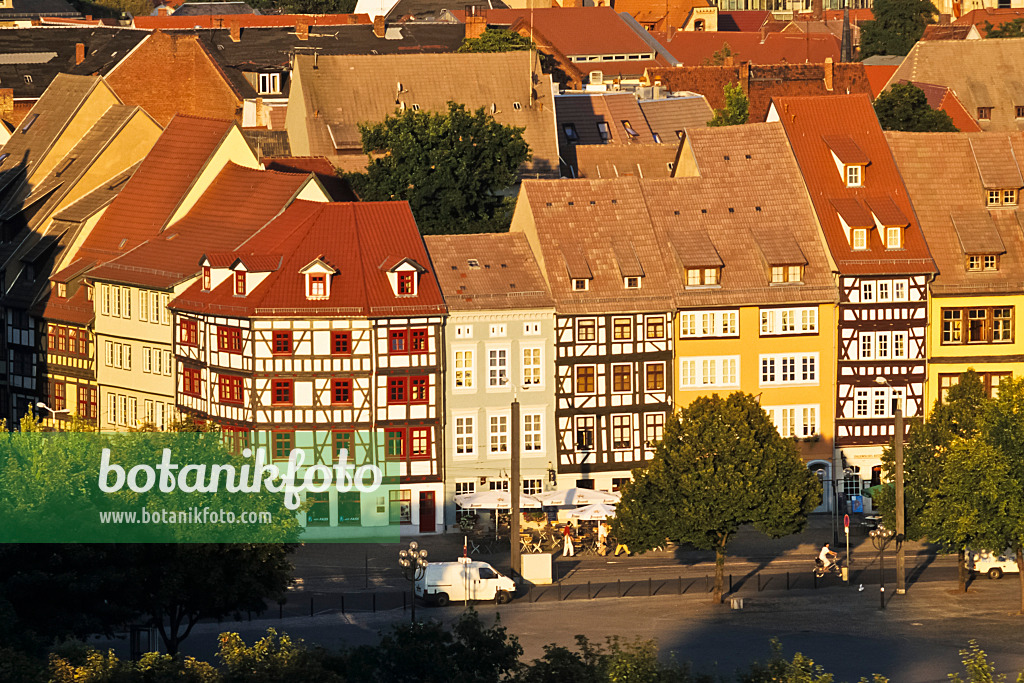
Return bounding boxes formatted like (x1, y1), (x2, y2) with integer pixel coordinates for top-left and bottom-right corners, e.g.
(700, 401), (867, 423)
(71, 115), (235, 266)
(453, 7), (654, 57)
(717, 11), (770, 31)
(897, 80), (982, 132)
(651, 30), (841, 65)
(171, 201), (446, 318)
(921, 24), (972, 40)
(646, 62), (871, 122)
(85, 162), (312, 288)
(773, 94), (936, 275)
(40, 283), (94, 326)
(262, 156), (358, 201)
(613, 0), (710, 31)
(953, 7), (1024, 32)
(132, 13), (369, 29)
(863, 64), (898, 98)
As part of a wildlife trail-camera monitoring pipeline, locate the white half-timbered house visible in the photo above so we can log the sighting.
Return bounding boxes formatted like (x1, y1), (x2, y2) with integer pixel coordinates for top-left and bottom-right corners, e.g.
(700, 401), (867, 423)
(773, 95), (936, 504)
(170, 201), (447, 535)
(511, 178), (675, 493)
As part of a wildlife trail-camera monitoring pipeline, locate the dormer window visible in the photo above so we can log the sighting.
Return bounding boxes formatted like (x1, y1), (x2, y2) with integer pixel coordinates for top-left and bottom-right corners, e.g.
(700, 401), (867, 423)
(886, 227), (903, 250)
(852, 228), (868, 251)
(202, 266), (211, 291)
(258, 72), (281, 95)
(845, 165), (862, 188)
(686, 268), (719, 287)
(234, 271), (246, 296)
(56, 282), (67, 298)
(624, 276), (641, 289)
(300, 257), (337, 300)
(968, 255), (999, 271)
(572, 278), (590, 291)
(770, 266), (803, 284)
(398, 272), (415, 295)
(989, 189), (1019, 206)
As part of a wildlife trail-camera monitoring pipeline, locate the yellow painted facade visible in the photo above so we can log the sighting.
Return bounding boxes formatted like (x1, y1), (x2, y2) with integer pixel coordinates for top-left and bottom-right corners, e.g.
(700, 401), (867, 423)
(673, 302), (837, 463)
(924, 293), (1024, 411)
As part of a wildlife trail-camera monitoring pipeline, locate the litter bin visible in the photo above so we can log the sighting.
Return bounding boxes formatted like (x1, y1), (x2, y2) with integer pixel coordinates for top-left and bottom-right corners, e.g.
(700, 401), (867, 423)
(730, 597), (744, 610)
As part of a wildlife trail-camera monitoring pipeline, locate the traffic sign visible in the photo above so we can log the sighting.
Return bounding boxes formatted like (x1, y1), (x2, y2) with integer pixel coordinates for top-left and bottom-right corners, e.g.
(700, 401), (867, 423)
(844, 514), (850, 533)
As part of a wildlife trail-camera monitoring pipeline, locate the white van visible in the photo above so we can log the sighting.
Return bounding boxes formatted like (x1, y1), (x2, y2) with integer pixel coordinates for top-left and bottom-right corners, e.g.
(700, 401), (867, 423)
(415, 557), (516, 606)
(969, 549), (1020, 579)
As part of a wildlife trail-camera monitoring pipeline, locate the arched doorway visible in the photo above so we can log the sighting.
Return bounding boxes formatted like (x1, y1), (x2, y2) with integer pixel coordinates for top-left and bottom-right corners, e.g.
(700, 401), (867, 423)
(808, 460), (831, 513)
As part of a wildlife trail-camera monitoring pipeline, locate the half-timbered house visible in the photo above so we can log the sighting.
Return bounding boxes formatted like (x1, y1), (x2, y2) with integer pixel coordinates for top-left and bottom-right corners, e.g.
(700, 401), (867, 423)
(510, 179), (675, 492)
(888, 131), (1024, 409)
(772, 95), (937, 504)
(170, 201), (447, 535)
(425, 232), (557, 529)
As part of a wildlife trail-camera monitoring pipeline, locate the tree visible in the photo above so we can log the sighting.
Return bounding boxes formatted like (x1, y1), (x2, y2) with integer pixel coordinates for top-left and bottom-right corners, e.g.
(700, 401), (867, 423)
(874, 82), (959, 132)
(860, 0), (939, 57)
(345, 102), (531, 234)
(876, 371), (992, 591)
(457, 28), (533, 53)
(707, 82), (749, 127)
(983, 18), (1024, 38)
(703, 42), (734, 66)
(613, 393), (821, 604)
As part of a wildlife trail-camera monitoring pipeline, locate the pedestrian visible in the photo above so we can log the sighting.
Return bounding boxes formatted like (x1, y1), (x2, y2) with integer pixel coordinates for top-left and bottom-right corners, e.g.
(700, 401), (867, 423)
(597, 521), (608, 556)
(613, 534), (630, 557)
(562, 520), (575, 557)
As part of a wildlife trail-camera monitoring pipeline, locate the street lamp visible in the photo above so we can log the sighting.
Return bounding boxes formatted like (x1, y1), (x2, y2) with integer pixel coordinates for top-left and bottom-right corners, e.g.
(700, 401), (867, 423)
(875, 376), (906, 595)
(869, 524), (899, 610)
(500, 373), (529, 582)
(398, 540), (428, 623)
(35, 401), (70, 422)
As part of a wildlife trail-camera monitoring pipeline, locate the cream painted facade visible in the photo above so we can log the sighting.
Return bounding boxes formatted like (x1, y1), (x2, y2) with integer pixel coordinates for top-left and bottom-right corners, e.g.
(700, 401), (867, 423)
(924, 292), (1024, 410)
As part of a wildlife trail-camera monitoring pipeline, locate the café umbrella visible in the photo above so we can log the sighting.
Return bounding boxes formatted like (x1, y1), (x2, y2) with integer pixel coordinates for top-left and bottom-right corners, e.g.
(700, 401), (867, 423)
(535, 488), (621, 507)
(453, 490), (544, 509)
(570, 503), (617, 520)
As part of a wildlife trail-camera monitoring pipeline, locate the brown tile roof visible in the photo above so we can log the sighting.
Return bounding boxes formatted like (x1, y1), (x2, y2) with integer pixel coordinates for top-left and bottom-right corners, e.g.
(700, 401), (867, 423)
(0, 74), (103, 196)
(171, 201), (446, 318)
(574, 143), (678, 179)
(132, 12), (367, 29)
(71, 115), (235, 265)
(822, 134), (870, 165)
(651, 31), (841, 66)
(775, 95), (936, 276)
(556, 92), (654, 147)
(829, 197), (874, 227)
(718, 11), (771, 31)
(645, 62), (871, 122)
(85, 162), (313, 289)
(921, 24), (972, 40)
(638, 95), (713, 141)
(424, 232), (553, 311)
(969, 135), (1024, 189)
(52, 162), (137, 222)
(887, 39), (1024, 132)
(293, 52), (559, 178)
(887, 131), (1024, 295)
(262, 156), (357, 201)
(513, 122), (838, 311)
(40, 281), (94, 326)
(614, 0), (710, 31)
(456, 7), (657, 56)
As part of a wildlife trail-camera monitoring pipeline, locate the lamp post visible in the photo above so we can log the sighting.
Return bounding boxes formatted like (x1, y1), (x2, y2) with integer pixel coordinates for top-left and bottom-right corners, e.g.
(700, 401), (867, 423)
(869, 524), (898, 610)
(500, 373), (528, 583)
(875, 376), (906, 595)
(398, 540), (428, 623)
(35, 401), (70, 424)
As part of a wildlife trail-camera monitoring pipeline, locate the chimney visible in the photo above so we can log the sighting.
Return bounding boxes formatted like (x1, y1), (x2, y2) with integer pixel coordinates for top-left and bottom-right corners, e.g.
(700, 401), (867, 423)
(373, 15), (386, 38)
(296, 17), (310, 40)
(0, 89), (13, 123)
(812, 0), (823, 20)
(157, 5), (169, 15)
(666, 25), (676, 41)
(939, 12), (951, 23)
(75, 42), (85, 66)
(85, 14), (91, 19)
(724, 54), (734, 66)
(823, 56), (834, 91)
(228, 19), (241, 42)
(465, 14), (486, 39)
(740, 61), (750, 94)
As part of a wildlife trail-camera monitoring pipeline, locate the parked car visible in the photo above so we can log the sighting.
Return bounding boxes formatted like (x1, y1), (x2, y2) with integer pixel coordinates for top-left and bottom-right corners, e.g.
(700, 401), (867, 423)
(969, 550), (1020, 579)
(415, 557), (516, 606)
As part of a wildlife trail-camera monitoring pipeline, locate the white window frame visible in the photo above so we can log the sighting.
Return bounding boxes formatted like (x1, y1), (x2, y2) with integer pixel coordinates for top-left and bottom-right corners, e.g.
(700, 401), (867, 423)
(760, 353), (818, 386)
(521, 345), (543, 388)
(488, 412), (510, 456)
(454, 348), (475, 390)
(454, 414), (476, 458)
(678, 356), (739, 388)
(523, 412), (543, 454)
(523, 322), (541, 336)
(761, 307), (817, 335)
(164, 350), (173, 376)
(846, 165), (862, 188)
(860, 281), (875, 303)
(678, 310), (740, 338)
(258, 72), (281, 94)
(764, 404), (819, 438)
(611, 414), (632, 450)
(489, 323), (507, 337)
(886, 226), (902, 249)
(487, 347), (509, 388)
(455, 324), (473, 339)
(143, 347), (152, 373)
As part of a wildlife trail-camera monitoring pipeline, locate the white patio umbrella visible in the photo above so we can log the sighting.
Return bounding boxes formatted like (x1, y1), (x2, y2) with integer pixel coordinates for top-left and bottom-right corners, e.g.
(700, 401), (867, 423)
(454, 490), (543, 509)
(535, 488), (621, 507)
(570, 503), (617, 520)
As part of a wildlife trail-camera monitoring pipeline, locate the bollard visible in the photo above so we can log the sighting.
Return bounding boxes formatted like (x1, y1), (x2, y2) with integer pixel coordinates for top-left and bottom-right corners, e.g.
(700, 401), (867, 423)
(787, 572), (790, 590)
(678, 576), (682, 595)
(309, 598), (313, 617)
(617, 579), (621, 597)
(813, 574), (818, 589)
(648, 577), (652, 597)
(588, 581), (591, 600)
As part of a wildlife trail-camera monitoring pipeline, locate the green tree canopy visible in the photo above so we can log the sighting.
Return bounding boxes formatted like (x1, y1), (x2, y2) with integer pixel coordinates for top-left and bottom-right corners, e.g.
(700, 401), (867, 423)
(860, 0), (939, 57)
(457, 28), (533, 53)
(345, 102), (531, 234)
(707, 82), (749, 127)
(613, 393), (821, 603)
(874, 82), (959, 132)
(982, 18), (1024, 38)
